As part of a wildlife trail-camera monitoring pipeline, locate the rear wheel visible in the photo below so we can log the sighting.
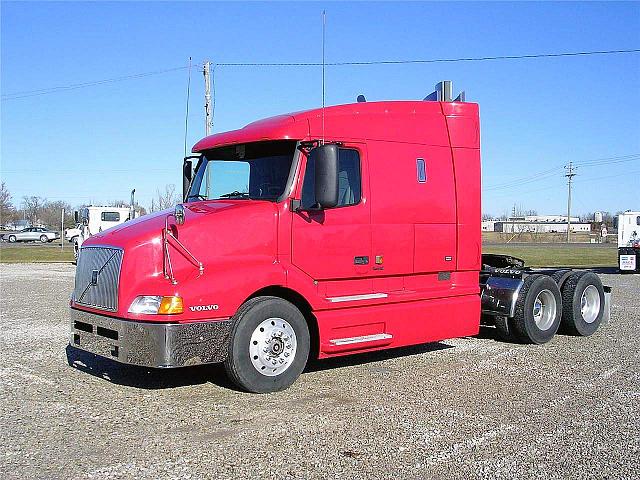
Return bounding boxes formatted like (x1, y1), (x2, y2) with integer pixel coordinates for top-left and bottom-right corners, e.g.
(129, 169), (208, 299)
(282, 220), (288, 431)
(512, 274), (562, 344)
(559, 271), (605, 336)
(224, 296), (310, 393)
(494, 315), (515, 342)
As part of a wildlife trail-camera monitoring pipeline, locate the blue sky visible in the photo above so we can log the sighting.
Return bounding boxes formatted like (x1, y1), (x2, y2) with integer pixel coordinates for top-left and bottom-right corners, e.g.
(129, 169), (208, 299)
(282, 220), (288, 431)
(2, 1), (639, 216)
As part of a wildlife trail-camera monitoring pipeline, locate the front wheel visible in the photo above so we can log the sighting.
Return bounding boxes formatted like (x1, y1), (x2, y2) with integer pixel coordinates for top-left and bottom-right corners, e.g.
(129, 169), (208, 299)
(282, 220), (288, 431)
(40, 235), (48, 243)
(224, 296), (310, 393)
(8, 235), (17, 243)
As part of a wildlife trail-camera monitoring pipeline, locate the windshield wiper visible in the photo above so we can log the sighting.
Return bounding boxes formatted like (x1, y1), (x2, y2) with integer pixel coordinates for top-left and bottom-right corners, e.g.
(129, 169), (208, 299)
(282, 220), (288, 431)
(188, 194), (208, 201)
(219, 191), (250, 199)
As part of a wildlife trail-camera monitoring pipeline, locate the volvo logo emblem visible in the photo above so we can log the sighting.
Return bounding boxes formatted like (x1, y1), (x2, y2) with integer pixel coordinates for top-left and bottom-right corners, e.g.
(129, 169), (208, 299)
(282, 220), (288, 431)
(90, 269), (99, 286)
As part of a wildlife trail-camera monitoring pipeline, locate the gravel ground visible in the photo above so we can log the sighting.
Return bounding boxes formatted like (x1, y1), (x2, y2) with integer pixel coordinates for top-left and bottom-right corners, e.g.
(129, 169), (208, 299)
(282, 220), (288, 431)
(1, 263), (638, 479)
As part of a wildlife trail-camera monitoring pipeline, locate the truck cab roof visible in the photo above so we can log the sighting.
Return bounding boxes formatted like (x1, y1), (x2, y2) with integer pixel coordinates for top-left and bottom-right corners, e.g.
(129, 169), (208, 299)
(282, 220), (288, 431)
(192, 100), (479, 152)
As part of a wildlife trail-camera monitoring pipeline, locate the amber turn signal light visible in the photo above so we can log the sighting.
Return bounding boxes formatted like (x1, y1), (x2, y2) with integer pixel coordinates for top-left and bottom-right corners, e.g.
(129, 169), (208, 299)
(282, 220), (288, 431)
(158, 296), (184, 315)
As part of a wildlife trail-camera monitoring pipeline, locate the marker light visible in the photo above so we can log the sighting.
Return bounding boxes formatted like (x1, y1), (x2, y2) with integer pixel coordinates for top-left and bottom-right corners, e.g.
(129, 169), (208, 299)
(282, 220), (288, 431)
(128, 296), (183, 315)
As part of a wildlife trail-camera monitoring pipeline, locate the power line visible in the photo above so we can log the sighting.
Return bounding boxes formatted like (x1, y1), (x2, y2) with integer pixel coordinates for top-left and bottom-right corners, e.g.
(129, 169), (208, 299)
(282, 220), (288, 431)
(3, 48), (638, 101)
(215, 48), (640, 67)
(574, 153), (640, 167)
(484, 153), (640, 191)
(1, 65), (196, 101)
(484, 167), (563, 191)
(485, 169), (640, 199)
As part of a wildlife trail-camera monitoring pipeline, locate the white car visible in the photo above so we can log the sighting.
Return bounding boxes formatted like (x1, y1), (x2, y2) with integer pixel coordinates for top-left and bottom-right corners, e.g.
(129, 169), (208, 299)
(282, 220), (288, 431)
(2, 227), (60, 243)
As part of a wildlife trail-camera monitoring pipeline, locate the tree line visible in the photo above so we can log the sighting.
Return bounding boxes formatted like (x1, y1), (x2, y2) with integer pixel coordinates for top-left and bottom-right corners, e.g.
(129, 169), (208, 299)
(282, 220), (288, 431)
(0, 182), (180, 230)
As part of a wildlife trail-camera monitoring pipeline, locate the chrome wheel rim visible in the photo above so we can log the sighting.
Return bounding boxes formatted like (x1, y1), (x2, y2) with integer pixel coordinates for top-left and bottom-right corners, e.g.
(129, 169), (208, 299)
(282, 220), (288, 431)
(249, 317), (297, 376)
(532, 289), (557, 331)
(580, 285), (600, 324)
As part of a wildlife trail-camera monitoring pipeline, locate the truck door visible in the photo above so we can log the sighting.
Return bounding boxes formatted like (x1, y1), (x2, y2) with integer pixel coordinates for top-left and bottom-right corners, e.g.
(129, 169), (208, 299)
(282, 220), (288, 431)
(291, 145), (372, 292)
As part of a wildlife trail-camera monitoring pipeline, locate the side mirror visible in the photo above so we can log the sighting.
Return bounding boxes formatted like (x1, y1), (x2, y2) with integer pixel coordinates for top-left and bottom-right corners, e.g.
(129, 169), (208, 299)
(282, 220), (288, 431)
(183, 158), (193, 202)
(312, 144), (339, 209)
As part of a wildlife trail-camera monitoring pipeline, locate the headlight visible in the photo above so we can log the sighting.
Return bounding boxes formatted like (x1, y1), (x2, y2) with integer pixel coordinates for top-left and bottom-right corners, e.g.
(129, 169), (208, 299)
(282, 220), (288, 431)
(128, 295), (183, 315)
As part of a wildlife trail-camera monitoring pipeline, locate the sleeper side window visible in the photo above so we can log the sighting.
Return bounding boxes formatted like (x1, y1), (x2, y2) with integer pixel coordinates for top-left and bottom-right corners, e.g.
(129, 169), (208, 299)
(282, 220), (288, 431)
(301, 148), (362, 209)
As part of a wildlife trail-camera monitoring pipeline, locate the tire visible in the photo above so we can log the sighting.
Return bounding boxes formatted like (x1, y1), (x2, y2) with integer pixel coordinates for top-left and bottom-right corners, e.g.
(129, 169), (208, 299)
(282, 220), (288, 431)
(8, 235), (16, 243)
(224, 296), (310, 393)
(559, 271), (605, 336)
(512, 274), (562, 344)
(494, 315), (515, 342)
(550, 270), (571, 288)
(40, 235), (48, 243)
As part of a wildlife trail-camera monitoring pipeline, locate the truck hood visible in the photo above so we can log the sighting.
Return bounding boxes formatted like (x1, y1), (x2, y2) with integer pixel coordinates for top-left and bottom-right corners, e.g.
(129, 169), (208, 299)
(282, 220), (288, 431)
(82, 200), (280, 316)
(86, 200), (277, 249)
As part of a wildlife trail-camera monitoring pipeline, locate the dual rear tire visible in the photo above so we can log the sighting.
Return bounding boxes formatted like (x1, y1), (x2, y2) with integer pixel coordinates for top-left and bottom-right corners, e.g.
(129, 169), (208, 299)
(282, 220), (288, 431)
(512, 274), (562, 344)
(502, 271), (605, 344)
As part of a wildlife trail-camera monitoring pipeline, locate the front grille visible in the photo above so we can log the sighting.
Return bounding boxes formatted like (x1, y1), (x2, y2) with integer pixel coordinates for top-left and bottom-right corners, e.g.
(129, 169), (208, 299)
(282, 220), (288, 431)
(73, 246), (123, 312)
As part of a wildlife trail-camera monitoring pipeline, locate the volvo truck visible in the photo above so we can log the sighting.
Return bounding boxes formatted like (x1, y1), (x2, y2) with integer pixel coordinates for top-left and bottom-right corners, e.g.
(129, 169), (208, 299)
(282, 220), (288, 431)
(69, 82), (611, 393)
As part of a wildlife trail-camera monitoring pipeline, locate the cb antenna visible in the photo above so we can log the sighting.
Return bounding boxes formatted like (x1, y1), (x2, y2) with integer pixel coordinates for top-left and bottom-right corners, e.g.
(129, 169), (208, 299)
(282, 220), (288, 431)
(183, 56), (192, 158)
(321, 10), (326, 144)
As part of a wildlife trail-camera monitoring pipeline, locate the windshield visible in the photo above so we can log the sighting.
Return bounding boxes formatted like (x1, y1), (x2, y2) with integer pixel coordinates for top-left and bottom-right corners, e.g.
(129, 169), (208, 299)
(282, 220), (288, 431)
(187, 141), (297, 202)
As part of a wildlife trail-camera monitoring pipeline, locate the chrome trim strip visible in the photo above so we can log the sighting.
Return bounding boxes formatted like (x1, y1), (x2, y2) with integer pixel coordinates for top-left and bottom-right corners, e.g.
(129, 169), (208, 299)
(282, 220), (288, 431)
(330, 333), (393, 346)
(327, 293), (389, 303)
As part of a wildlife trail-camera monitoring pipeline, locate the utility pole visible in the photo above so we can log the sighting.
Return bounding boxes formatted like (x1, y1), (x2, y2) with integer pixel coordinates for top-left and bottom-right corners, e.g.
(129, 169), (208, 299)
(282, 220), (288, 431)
(130, 189), (136, 220)
(565, 161), (577, 243)
(61, 208), (64, 252)
(203, 61), (212, 136)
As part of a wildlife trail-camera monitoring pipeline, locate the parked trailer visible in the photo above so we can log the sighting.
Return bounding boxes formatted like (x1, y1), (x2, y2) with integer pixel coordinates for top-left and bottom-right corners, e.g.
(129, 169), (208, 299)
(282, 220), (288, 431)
(72, 206), (132, 258)
(617, 210), (640, 273)
(69, 82), (611, 393)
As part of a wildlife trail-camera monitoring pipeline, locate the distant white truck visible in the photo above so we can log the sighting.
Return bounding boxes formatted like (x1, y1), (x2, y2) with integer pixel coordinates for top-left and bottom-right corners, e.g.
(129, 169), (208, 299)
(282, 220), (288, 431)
(73, 206), (133, 258)
(617, 210), (640, 273)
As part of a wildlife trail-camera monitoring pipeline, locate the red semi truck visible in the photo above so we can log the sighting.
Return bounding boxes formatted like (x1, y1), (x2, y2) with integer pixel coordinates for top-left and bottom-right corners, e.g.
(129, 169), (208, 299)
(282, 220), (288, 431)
(70, 82), (610, 393)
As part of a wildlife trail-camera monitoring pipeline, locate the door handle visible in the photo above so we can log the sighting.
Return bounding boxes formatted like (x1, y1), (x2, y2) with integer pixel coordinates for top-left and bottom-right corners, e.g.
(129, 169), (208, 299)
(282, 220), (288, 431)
(354, 256), (369, 265)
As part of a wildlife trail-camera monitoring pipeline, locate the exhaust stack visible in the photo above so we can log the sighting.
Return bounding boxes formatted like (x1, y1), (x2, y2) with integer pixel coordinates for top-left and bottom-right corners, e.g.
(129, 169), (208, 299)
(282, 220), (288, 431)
(424, 81), (465, 102)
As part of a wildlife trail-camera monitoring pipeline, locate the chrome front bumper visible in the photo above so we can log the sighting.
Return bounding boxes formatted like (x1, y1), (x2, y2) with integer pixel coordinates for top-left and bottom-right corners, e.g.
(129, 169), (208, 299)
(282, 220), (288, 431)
(69, 308), (232, 368)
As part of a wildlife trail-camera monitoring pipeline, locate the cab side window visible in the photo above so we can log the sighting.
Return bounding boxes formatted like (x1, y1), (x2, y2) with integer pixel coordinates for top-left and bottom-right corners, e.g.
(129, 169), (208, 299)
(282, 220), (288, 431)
(301, 148), (362, 209)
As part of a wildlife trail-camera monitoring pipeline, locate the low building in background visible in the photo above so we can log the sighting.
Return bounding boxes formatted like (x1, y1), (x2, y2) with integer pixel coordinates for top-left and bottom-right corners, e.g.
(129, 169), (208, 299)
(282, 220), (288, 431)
(492, 215), (591, 233)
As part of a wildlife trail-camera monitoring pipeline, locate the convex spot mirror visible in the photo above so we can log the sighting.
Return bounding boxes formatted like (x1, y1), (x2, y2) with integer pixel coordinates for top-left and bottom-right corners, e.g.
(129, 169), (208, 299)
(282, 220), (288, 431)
(311, 144), (339, 209)
(174, 204), (185, 225)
